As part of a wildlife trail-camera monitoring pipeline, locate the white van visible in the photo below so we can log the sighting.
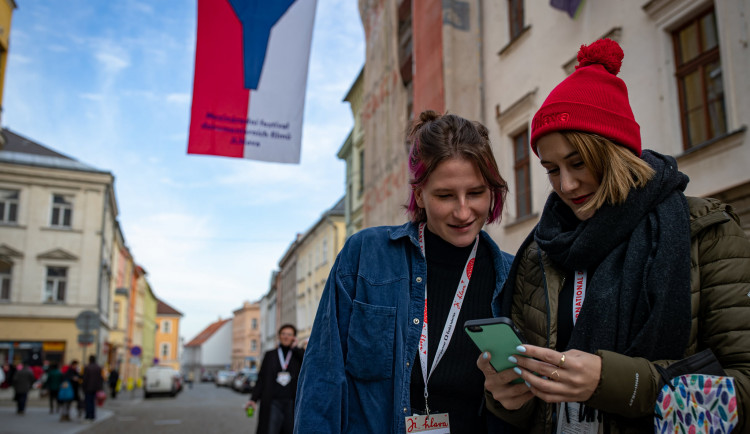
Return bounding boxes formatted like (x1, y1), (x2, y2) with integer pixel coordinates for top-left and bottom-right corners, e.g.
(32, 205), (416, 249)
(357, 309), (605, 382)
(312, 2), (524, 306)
(144, 366), (180, 398)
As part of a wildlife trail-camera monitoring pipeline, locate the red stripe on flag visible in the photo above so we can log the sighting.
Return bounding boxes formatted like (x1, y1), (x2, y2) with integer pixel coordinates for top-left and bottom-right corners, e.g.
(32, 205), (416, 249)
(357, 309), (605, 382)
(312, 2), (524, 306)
(188, 0), (250, 158)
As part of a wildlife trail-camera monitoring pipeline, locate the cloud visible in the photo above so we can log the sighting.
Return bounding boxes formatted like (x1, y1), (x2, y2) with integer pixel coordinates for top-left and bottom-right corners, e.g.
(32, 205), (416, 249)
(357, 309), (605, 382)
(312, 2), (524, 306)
(166, 93), (191, 104)
(95, 50), (130, 73)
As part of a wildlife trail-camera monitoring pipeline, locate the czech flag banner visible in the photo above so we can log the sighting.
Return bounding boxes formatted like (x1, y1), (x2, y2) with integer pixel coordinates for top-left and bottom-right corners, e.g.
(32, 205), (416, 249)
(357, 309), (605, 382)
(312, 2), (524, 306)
(187, 0), (317, 164)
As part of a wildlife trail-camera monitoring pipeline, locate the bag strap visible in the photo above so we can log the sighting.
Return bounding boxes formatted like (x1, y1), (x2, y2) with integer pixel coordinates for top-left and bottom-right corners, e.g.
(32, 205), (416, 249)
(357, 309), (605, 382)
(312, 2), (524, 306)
(655, 348), (725, 391)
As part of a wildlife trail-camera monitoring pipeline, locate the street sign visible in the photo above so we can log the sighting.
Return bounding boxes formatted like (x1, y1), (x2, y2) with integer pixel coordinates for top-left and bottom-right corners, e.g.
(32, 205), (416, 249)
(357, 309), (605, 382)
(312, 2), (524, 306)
(78, 333), (95, 345)
(130, 346), (142, 357)
(75, 310), (99, 332)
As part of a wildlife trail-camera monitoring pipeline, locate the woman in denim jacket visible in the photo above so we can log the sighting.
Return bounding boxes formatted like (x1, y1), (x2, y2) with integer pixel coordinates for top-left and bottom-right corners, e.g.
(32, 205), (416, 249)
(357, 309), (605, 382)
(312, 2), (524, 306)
(294, 110), (515, 433)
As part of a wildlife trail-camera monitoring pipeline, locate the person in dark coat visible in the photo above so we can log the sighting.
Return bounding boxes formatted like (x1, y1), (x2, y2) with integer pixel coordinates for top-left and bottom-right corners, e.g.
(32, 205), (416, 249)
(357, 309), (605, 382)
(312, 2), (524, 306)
(65, 360), (83, 419)
(11, 363), (36, 414)
(81, 355), (103, 421)
(108, 367), (119, 398)
(245, 324), (304, 434)
(43, 362), (63, 414)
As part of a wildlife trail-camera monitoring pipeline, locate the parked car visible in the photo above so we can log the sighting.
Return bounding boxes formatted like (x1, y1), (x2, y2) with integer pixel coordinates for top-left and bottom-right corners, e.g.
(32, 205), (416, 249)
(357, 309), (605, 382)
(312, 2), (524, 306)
(144, 366), (181, 398)
(232, 369), (258, 393)
(200, 371), (214, 382)
(215, 370), (236, 387)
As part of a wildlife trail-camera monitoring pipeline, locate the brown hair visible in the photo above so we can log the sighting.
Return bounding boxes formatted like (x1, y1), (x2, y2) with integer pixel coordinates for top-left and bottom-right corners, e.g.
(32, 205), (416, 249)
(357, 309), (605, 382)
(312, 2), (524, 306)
(561, 131), (654, 215)
(406, 110), (508, 224)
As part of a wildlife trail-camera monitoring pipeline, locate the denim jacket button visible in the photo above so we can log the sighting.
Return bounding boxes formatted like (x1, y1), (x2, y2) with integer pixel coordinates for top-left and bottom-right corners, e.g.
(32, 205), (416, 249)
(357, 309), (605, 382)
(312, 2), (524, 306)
(413, 318), (420, 325)
(406, 361), (410, 366)
(416, 277), (423, 283)
(403, 407), (408, 413)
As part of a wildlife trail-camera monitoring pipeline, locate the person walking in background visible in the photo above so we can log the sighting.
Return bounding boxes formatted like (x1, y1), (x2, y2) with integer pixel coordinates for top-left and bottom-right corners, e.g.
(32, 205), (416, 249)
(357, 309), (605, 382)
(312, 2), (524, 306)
(43, 362), (63, 414)
(295, 111), (515, 433)
(65, 360), (83, 419)
(82, 355), (103, 421)
(108, 367), (119, 399)
(11, 363), (35, 415)
(477, 38), (750, 432)
(245, 324), (304, 434)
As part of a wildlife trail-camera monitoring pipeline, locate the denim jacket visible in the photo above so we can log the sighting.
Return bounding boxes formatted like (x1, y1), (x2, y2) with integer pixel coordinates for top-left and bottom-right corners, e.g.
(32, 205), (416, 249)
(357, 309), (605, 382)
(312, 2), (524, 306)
(294, 221), (514, 434)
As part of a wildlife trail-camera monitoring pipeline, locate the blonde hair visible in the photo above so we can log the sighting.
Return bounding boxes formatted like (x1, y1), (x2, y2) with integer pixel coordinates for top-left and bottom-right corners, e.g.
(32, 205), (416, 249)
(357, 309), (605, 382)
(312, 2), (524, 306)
(561, 131), (655, 215)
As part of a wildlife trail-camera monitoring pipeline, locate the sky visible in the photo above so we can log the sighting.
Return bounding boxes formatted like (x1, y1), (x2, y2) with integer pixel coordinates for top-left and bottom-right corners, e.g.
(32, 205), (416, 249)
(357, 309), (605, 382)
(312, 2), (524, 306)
(4, 1), (365, 342)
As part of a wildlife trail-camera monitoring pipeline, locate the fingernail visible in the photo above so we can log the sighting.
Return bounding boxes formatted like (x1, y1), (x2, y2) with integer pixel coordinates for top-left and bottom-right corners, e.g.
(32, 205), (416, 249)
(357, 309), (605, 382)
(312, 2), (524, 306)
(516, 345), (527, 353)
(508, 356), (518, 364)
(525, 381), (531, 388)
(483, 352), (489, 359)
(513, 367), (522, 376)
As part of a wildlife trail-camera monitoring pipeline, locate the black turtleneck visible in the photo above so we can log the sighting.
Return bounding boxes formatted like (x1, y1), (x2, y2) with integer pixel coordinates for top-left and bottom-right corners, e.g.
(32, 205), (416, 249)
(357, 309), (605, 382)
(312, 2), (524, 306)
(409, 227), (495, 432)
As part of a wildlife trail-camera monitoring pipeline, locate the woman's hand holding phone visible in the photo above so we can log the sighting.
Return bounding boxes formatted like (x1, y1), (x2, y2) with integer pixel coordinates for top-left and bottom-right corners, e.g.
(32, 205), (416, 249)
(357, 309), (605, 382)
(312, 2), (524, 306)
(510, 346), (601, 404)
(476, 351), (535, 410)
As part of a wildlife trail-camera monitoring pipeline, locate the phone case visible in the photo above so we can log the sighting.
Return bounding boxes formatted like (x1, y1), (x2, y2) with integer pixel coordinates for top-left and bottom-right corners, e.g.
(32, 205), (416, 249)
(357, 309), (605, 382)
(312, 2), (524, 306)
(464, 317), (526, 374)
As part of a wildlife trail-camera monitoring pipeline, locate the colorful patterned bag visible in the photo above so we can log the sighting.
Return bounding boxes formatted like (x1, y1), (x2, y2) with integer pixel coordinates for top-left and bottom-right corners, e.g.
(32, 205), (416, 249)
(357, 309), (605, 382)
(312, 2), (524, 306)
(655, 374), (737, 433)
(654, 349), (738, 433)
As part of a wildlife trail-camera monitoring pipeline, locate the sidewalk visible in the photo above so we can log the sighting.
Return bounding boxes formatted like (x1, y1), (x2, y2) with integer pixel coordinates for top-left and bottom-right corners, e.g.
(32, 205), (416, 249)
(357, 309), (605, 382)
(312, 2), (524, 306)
(0, 387), (125, 434)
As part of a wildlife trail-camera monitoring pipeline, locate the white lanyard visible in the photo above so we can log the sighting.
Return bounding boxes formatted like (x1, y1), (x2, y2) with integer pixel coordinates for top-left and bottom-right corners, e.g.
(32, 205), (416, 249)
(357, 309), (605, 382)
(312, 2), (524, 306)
(572, 270), (587, 326)
(417, 222), (479, 415)
(277, 347), (292, 371)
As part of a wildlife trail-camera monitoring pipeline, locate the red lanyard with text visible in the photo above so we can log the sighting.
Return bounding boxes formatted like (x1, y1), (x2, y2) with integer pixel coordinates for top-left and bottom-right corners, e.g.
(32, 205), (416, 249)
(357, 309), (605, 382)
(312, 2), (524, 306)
(277, 347), (292, 370)
(572, 270), (587, 325)
(417, 222), (479, 416)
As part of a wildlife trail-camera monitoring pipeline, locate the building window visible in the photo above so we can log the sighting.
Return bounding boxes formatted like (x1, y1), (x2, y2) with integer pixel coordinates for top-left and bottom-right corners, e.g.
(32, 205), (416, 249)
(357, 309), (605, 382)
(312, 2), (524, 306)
(50, 194), (73, 228)
(251, 340), (257, 351)
(508, 0), (525, 40)
(162, 320), (171, 334)
(322, 239), (328, 264)
(513, 129), (532, 218)
(673, 7), (726, 150)
(0, 260), (11, 301)
(251, 318), (257, 330)
(113, 301), (121, 328)
(160, 343), (170, 358)
(45, 267), (67, 303)
(0, 190), (19, 224)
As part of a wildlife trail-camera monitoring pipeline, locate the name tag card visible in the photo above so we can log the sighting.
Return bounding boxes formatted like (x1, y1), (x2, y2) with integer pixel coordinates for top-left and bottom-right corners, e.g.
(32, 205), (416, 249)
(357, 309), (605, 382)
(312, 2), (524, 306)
(405, 413), (450, 433)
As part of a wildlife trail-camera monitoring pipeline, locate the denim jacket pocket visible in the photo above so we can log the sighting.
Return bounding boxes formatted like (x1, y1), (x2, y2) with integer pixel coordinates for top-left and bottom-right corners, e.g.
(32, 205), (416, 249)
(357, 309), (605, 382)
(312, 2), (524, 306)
(345, 299), (397, 381)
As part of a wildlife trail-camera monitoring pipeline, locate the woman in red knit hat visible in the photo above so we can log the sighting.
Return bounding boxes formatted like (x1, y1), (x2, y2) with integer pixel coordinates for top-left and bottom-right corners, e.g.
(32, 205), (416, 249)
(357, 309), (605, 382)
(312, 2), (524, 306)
(477, 38), (750, 433)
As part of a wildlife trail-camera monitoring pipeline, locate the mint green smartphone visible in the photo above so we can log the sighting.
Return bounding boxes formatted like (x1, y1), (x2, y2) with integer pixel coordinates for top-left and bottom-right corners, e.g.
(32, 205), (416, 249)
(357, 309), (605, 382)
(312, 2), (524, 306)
(464, 317), (527, 375)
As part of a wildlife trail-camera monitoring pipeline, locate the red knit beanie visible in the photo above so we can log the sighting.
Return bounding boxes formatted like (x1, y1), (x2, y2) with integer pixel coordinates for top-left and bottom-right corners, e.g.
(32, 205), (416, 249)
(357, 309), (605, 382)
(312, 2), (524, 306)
(530, 38), (641, 156)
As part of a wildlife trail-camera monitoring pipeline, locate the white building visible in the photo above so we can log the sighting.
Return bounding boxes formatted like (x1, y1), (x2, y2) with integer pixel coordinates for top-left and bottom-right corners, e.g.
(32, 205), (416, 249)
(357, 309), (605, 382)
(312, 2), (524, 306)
(182, 317), (232, 377)
(0, 129), (118, 366)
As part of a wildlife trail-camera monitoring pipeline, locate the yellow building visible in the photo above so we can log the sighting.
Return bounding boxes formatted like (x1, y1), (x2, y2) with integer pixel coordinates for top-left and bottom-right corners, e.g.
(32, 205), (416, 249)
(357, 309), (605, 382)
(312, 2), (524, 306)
(156, 298), (183, 371)
(231, 301), (261, 371)
(141, 277), (157, 377)
(295, 198), (345, 343)
(0, 0), (16, 145)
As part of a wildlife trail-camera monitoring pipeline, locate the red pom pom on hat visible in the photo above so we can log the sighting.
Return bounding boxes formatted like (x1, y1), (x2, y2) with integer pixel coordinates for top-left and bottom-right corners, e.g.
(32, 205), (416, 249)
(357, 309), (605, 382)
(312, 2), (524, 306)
(530, 38), (641, 156)
(576, 38), (624, 75)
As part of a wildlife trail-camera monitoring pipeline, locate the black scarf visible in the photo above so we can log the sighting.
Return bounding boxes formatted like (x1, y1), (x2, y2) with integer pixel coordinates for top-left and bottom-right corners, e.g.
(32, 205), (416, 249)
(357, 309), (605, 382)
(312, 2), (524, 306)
(506, 150), (692, 360)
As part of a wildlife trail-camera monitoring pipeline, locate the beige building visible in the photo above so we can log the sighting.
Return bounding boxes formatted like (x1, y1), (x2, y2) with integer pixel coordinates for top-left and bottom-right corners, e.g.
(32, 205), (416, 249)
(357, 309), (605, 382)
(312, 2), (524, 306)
(295, 198), (345, 342)
(337, 69), (366, 238)
(231, 300), (261, 370)
(0, 129), (117, 366)
(481, 0), (750, 249)
(354, 0), (750, 251)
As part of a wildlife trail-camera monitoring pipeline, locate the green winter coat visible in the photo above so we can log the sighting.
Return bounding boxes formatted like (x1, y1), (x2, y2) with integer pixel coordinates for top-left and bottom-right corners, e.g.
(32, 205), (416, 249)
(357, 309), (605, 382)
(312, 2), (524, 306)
(44, 368), (63, 392)
(486, 197), (750, 433)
